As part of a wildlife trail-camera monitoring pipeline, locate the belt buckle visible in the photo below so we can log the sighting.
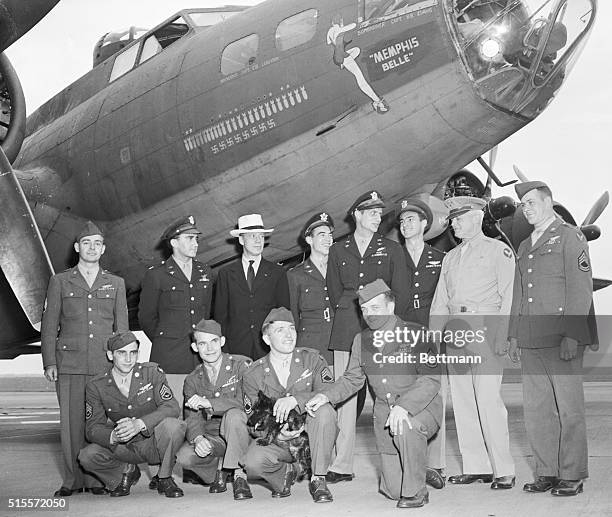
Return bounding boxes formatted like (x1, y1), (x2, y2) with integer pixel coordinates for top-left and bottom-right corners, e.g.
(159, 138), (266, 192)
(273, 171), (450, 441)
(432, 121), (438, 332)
(460, 306), (467, 313)
(413, 299), (420, 309)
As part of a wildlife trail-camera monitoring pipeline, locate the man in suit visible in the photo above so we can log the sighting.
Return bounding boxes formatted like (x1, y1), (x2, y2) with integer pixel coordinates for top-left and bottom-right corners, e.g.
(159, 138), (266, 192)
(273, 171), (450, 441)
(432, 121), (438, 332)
(508, 181), (593, 496)
(214, 214), (290, 360)
(326, 190), (409, 483)
(288, 211), (335, 364)
(41, 221), (128, 497)
(139, 215), (213, 408)
(397, 197), (447, 489)
(307, 279), (442, 508)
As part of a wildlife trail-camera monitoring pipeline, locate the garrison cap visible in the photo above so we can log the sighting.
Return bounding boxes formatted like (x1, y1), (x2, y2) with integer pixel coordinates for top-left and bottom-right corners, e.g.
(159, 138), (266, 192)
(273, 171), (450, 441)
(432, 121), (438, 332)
(444, 196), (486, 220)
(230, 214), (274, 238)
(194, 318), (222, 337)
(162, 215), (201, 240)
(514, 180), (549, 200)
(348, 190), (385, 215)
(107, 331), (140, 352)
(357, 279), (392, 305)
(76, 221), (104, 242)
(262, 307), (295, 328)
(397, 197), (433, 232)
(303, 212), (334, 237)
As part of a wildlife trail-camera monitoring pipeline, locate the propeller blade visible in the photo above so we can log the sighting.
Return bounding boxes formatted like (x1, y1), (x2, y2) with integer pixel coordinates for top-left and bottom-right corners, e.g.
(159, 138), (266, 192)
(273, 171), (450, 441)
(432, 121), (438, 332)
(483, 175), (492, 201)
(581, 191), (609, 225)
(512, 164), (529, 183)
(580, 224), (601, 242)
(489, 146), (498, 169)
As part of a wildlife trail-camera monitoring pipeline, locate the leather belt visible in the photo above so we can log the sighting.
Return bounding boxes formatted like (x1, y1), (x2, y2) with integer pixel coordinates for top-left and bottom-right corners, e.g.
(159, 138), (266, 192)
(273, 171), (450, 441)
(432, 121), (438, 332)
(450, 304), (500, 314)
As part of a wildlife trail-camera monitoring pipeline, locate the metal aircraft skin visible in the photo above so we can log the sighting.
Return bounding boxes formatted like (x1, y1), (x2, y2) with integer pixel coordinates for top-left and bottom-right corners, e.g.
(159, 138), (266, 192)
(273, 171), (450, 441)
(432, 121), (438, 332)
(0, 0), (602, 357)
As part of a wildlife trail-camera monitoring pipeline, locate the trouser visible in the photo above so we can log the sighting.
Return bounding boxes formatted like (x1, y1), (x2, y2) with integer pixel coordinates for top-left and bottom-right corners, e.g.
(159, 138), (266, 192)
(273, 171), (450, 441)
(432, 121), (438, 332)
(329, 350), (356, 474)
(243, 404), (337, 491)
(56, 373), (102, 489)
(521, 346), (588, 480)
(426, 372), (447, 470)
(379, 409), (439, 500)
(447, 362), (514, 477)
(176, 418), (226, 483)
(165, 374), (187, 416)
(78, 418), (186, 490)
(220, 408), (250, 470)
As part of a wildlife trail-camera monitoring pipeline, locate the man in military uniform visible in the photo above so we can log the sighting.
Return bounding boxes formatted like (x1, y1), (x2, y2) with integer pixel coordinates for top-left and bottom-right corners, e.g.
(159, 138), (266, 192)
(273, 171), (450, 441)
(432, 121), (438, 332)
(307, 279), (442, 508)
(397, 197), (447, 489)
(240, 308), (338, 502)
(430, 196), (515, 489)
(214, 214), (290, 360)
(508, 181), (593, 496)
(288, 212), (335, 364)
(326, 190), (409, 483)
(41, 221), (128, 497)
(138, 215), (213, 407)
(176, 319), (251, 493)
(78, 332), (185, 498)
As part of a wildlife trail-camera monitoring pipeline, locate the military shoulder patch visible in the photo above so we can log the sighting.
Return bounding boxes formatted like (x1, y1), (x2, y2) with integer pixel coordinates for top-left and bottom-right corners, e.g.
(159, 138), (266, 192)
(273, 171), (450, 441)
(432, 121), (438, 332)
(503, 248), (513, 258)
(244, 393), (252, 414)
(159, 383), (173, 400)
(85, 401), (93, 420)
(321, 367), (333, 383)
(578, 250), (591, 272)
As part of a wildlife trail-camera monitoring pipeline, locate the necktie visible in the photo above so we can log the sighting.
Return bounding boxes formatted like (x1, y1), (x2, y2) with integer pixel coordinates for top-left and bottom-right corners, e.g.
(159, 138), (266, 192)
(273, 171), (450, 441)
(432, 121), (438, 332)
(207, 365), (218, 385)
(247, 260), (255, 291)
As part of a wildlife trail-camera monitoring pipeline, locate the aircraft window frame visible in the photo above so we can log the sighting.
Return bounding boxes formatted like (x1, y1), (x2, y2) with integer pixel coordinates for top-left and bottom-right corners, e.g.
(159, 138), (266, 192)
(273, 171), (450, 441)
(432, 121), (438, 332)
(221, 33), (260, 75)
(109, 43), (140, 82)
(275, 9), (319, 52)
(140, 34), (163, 64)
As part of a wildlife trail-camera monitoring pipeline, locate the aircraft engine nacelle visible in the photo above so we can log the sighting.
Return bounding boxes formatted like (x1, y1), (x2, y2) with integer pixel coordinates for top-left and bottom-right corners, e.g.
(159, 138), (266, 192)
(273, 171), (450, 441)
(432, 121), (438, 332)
(0, 52), (25, 163)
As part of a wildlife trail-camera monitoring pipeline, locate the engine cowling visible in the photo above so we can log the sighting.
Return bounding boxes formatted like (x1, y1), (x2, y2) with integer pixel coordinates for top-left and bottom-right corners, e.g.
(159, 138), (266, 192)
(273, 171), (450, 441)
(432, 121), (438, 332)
(0, 52), (25, 163)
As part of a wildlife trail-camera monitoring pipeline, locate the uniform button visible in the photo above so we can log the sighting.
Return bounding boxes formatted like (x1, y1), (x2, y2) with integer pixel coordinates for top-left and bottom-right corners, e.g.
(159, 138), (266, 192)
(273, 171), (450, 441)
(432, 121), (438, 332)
(286, 393), (291, 397)
(528, 254), (533, 259)
(360, 260), (364, 265)
(127, 405), (132, 409)
(302, 328), (306, 331)
(70, 292), (74, 296)
(305, 288), (309, 292)
(160, 331), (164, 335)
(382, 378), (387, 383)
(295, 358), (300, 363)
(172, 286), (176, 290)
(378, 261), (382, 265)
(415, 271), (419, 276)
(528, 283), (533, 288)
(88, 294), (92, 299)
(414, 294), (419, 299)
(265, 367), (270, 373)
(189, 284), (193, 288)
(250, 324), (255, 329)
(231, 387), (235, 391)
(324, 286), (327, 291)
(527, 269), (532, 273)
(306, 382), (310, 386)
(359, 285), (363, 290)
(215, 392), (220, 397)
(62, 345), (66, 349)
(414, 283), (419, 287)
(558, 307), (563, 311)
(89, 334), (93, 338)
(106, 294), (109, 298)
(528, 298), (533, 302)
(325, 296), (329, 301)
(191, 297), (195, 301)
(147, 397), (151, 401)
(88, 307), (92, 311)
(190, 310), (195, 314)
(386, 393), (391, 398)
(359, 273), (364, 278)
(135, 372), (139, 378)
(89, 321), (93, 325)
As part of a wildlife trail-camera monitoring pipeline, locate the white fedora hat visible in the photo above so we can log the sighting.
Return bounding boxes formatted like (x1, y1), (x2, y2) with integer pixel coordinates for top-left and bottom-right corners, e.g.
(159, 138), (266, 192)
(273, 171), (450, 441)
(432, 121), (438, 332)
(229, 214), (275, 237)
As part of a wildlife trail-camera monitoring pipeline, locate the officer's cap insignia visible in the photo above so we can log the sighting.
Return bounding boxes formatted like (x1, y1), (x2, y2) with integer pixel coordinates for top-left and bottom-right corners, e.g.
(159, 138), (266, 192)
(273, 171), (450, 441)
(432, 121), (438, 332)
(320, 212), (328, 222)
(503, 248), (512, 258)
(401, 200), (408, 209)
(160, 383), (173, 400)
(321, 367), (333, 383)
(244, 393), (252, 414)
(189, 215), (195, 225)
(371, 191), (379, 201)
(85, 402), (93, 420)
(578, 250), (590, 272)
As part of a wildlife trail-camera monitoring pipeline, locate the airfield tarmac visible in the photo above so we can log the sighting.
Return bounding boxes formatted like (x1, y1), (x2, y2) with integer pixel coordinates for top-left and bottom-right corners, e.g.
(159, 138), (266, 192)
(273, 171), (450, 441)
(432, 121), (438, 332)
(1, 381), (611, 517)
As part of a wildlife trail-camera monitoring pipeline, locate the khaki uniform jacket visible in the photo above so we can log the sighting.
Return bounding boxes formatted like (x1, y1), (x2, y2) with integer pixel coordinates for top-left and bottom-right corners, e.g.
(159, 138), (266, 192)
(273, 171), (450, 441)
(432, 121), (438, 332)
(242, 347), (334, 415)
(288, 258), (334, 363)
(85, 362), (180, 447)
(41, 267), (128, 375)
(138, 257), (212, 373)
(183, 353), (252, 443)
(509, 218), (593, 347)
(327, 233), (409, 351)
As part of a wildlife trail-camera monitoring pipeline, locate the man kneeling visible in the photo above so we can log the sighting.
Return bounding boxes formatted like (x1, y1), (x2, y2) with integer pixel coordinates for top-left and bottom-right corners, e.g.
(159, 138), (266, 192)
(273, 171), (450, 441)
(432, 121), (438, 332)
(79, 332), (186, 497)
(307, 280), (442, 508)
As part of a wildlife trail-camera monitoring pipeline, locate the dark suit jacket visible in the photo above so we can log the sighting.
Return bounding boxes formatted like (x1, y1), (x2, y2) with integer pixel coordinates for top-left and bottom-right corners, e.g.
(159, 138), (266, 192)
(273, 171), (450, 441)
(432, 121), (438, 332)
(214, 258), (290, 360)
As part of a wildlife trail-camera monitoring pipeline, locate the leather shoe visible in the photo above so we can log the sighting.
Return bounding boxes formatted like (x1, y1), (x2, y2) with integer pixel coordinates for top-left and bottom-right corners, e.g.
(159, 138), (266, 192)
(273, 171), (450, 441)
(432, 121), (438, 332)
(85, 487), (108, 495)
(157, 477), (184, 498)
(272, 463), (296, 498)
(53, 487), (84, 497)
(491, 475), (515, 489)
(425, 468), (445, 489)
(309, 477), (333, 503)
(148, 475), (159, 490)
(233, 477), (253, 500)
(325, 471), (354, 484)
(551, 479), (583, 496)
(209, 470), (229, 493)
(109, 465), (141, 497)
(397, 489), (429, 508)
(523, 476), (559, 493)
(182, 469), (205, 486)
(448, 473), (493, 484)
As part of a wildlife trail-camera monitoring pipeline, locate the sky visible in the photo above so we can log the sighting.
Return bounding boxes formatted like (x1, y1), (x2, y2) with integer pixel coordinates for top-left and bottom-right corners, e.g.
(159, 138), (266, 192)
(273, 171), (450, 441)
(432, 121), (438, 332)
(2, 0), (610, 373)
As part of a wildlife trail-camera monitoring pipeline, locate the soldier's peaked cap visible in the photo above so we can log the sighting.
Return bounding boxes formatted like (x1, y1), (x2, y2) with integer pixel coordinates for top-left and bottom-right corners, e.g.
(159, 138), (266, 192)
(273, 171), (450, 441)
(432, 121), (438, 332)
(444, 196), (486, 220)
(514, 180), (550, 200)
(303, 212), (335, 237)
(107, 331), (140, 352)
(194, 319), (222, 337)
(162, 215), (201, 240)
(262, 307), (295, 328)
(348, 190), (385, 215)
(396, 197), (433, 232)
(357, 279), (392, 305)
(76, 221), (104, 242)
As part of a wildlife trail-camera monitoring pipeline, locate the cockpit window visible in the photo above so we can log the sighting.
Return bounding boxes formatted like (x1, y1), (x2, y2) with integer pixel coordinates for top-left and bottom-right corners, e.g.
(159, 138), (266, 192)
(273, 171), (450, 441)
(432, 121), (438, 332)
(221, 34), (259, 75)
(109, 44), (139, 82)
(140, 35), (162, 64)
(276, 9), (319, 51)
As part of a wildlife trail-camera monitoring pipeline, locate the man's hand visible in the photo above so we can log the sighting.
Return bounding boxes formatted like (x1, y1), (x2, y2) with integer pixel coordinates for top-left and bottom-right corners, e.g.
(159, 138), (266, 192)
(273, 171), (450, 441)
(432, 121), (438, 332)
(44, 365), (58, 382)
(494, 339), (509, 356)
(305, 393), (329, 417)
(277, 422), (305, 441)
(560, 337), (578, 361)
(385, 405), (412, 436)
(194, 436), (212, 457)
(508, 338), (521, 363)
(113, 417), (143, 442)
(186, 394), (212, 411)
(273, 396), (298, 423)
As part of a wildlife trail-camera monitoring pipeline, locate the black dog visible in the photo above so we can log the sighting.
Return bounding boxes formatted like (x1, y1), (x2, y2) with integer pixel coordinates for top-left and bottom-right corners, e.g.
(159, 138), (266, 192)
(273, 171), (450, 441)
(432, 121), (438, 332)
(247, 390), (312, 481)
